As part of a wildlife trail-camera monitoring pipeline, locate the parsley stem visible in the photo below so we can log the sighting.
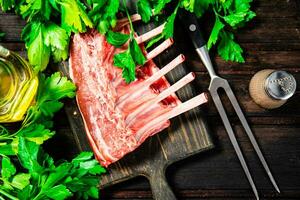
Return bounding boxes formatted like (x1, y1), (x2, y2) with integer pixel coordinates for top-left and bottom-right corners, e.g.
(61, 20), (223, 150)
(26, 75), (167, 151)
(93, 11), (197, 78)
(0, 189), (18, 200)
(122, 0), (134, 38)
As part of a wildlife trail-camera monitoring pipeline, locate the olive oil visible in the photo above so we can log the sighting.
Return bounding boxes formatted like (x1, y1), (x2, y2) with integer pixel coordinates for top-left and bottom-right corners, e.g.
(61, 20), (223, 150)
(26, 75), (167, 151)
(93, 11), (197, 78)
(0, 45), (38, 122)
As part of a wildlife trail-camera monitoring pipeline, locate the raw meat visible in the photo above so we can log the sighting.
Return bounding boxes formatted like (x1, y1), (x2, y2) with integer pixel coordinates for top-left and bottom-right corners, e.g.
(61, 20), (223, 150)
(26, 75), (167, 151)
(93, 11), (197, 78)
(69, 22), (207, 167)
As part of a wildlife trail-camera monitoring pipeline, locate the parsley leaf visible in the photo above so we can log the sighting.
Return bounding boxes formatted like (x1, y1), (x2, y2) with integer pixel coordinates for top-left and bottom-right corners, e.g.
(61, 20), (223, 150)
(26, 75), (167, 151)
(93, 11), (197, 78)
(114, 49), (136, 83)
(45, 184), (72, 200)
(181, 0), (214, 17)
(224, 11), (247, 27)
(22, 21), (69, 71)
(17, 137), (43, 174)
(11, 173), (31, 190)
(223, 0), (256, 28)
(44, 22), (69, 63)
(113, 38), (146, 83)
(14, 140), (106, 200)
(58, 0), (93, 33)
(137, 0), (152, 23)
(18, 124), (55, 145)
(106, 30), (130, 47)
(154, 0), (171, 15)
(88, 0), (119, 34)
(162, 2), (180, 40)
(130, 39), (146, 65)
(217, 30), (245, 63)
(22, 21), (51, 72)
(0, 156), (31, 193)
(20, 0), (52, 21)
(163, 10), (177, 39)
(0, 0), (15, 12)
(23, 72), (76, 126)
(1, 156), (16, 179)
(207, 16), (224, 49)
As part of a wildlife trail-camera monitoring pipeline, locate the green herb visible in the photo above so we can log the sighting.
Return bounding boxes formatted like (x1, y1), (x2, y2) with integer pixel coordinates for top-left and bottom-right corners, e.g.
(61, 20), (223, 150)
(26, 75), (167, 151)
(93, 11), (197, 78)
(0, 0), (14, 12)
(0, 0), (255, 79)
(112, 0), (255, 63)
(23, 72), (76, 127)
(137, 0), (152, 23)
(162, 3), (180, 39)
(217, 30), (244, 62)
(207, 16), (224, 49)
(87, 0), (119, 34)
(153, 0), (171, 15)
(22, 22), (51, 72)
(0, 140), (105, 200)
(113, 38), (146, 83)
(58, 0), (93, 33)
(106, 30), (130, 47)
(109, 0), (146, 83)
(0, 0), (93, 73)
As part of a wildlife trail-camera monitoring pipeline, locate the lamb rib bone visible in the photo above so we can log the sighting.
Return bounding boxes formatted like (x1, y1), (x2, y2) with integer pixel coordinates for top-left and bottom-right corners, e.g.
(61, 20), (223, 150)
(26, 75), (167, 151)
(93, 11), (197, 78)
(135, 93), (208, 140)
(116, 14), (142, 29)
(112, 38), (173, 87)
(135, 24), (165, 44)
(117, 54), (185, 106)
(117, 10), (158, 29)
(146, 38), (174, 60)
(125, 72), (196, 125)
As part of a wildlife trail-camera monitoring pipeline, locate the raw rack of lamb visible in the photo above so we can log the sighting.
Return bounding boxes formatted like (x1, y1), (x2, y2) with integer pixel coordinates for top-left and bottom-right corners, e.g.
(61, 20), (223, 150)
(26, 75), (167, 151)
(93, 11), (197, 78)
(69, 14), (208, 167)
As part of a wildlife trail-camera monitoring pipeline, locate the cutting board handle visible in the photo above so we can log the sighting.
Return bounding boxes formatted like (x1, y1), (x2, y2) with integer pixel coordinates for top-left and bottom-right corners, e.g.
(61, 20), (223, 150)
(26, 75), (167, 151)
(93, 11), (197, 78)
(149, 169), (177, 200)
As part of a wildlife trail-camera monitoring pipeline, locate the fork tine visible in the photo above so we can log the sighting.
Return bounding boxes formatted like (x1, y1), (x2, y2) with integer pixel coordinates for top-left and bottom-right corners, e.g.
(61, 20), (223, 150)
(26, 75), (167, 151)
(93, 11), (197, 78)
(223, 82), (281, 193)
(210, 88), (260, 200)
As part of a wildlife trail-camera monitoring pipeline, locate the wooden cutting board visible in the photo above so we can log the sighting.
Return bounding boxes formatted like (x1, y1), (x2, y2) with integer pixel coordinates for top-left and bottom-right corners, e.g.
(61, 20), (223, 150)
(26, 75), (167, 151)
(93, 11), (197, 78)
(58, 23), (214, 200)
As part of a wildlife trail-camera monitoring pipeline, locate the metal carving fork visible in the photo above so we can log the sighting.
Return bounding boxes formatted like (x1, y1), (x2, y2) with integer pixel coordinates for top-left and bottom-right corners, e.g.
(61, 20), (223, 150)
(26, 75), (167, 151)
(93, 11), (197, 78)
(179, 10), (280, 200)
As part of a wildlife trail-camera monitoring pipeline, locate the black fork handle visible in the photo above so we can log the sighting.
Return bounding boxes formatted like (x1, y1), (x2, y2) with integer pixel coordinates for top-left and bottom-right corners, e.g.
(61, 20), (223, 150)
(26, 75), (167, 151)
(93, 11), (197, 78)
(178, 10), (206, 49)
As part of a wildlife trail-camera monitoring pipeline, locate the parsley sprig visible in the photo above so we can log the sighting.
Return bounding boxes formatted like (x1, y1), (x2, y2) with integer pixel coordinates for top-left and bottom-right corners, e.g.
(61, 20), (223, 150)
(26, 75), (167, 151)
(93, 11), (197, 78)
(0, 142), (105, 200)
(110, 0), (146, 83)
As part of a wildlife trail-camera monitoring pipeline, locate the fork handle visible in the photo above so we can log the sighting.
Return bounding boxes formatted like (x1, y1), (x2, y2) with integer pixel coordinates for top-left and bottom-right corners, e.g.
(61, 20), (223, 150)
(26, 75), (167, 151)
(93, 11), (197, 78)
(179, 10), (217, 78)
(178, 10), (206, 49)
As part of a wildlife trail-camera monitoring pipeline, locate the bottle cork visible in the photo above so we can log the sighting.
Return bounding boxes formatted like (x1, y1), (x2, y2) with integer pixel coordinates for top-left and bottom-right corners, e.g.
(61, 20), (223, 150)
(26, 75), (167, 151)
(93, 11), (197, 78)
(249, 69), (296, 109)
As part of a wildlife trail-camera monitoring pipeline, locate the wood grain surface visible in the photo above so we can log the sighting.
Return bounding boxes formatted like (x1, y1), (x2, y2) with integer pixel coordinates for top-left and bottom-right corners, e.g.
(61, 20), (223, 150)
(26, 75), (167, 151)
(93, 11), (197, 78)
(1, 0), (300, 199)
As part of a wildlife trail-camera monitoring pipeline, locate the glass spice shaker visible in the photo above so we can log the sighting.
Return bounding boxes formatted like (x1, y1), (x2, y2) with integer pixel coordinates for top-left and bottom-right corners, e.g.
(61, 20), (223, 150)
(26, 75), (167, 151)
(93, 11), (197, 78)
(249, 69), (297, 109)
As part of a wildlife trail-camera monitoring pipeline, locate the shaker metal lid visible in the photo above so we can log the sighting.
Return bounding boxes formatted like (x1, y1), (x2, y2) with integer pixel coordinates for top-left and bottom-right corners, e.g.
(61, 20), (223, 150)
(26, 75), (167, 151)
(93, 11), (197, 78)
(265, 71), (297, 100)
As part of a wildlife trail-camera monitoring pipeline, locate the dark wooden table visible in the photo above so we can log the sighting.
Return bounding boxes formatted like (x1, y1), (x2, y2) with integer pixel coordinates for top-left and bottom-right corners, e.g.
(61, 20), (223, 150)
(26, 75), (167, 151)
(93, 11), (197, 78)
(1, 0), (300, 199)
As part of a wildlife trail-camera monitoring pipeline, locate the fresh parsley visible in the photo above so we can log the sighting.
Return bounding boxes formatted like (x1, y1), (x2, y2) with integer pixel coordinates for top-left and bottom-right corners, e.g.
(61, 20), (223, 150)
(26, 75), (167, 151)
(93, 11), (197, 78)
(87, 0), (119, 34)
(217, 30), (245, 62)
(0, 0), (255, 79)
(0, 140), (105, 200)
(106, 30), (130, 47)
(110, 1), (146, 83)
(137, 0), (152, 23)
(1, 0), (93, 72)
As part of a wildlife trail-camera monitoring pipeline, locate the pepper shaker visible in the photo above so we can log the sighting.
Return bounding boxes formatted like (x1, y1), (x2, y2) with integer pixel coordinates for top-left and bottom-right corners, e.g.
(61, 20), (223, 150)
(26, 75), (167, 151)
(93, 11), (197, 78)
(249, 69), (297, 109)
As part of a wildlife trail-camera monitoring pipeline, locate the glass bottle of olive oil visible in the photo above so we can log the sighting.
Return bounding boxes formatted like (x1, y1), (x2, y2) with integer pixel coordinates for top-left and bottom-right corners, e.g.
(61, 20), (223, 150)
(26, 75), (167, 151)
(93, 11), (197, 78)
(0, 45), (38, 123)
